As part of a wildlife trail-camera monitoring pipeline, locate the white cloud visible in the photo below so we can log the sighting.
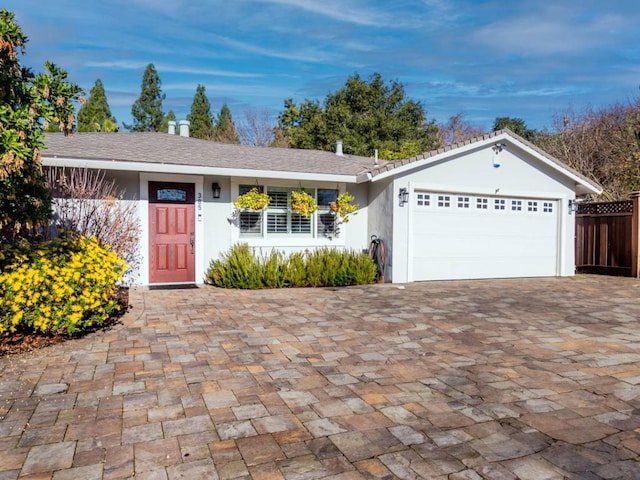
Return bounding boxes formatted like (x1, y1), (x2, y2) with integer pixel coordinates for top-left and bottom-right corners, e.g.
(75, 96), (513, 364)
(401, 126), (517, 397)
(243, 0), (392, 26)
(213, 35), (336, 64)
(469, 7), (633, 56)
(85, 60), (263, 78)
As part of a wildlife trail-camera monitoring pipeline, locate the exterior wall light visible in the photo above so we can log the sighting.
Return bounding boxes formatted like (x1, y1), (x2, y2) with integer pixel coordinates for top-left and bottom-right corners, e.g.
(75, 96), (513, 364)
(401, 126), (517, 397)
(399, 187), (409, 207)
(212, 182), (221, 199)
(568, 198), (578, 214)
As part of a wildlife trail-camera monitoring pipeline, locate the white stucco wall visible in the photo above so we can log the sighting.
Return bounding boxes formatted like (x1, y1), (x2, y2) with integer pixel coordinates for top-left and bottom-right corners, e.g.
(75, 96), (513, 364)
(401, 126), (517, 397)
(202, 175), (235, 281)
(200, 178), (371, 267)
(386, 142), (577, 283)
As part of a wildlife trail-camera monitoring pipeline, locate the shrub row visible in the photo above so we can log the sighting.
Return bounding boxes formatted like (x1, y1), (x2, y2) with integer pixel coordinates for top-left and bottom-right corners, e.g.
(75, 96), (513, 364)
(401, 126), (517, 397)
(0, 236), (126, 336)
(206, 243), (377, 289)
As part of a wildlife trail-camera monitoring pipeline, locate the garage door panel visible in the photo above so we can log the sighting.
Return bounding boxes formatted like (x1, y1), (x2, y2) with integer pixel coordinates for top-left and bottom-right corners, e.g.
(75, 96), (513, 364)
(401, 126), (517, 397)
(412, 192), (558, 281)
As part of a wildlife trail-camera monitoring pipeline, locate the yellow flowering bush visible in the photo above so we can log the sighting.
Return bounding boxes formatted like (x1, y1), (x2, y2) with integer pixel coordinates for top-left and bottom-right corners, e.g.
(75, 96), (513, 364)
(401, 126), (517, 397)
(0, 236), (126, 337)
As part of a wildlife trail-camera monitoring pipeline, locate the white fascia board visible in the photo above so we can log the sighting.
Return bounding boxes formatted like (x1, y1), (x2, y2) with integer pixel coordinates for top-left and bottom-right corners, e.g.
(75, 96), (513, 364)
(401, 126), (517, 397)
(42, 156), (357, 183)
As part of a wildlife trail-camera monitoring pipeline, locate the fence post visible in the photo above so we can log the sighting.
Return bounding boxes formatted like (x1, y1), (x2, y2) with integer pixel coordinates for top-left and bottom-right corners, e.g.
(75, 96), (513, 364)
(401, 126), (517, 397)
(632, 192), (640, 278)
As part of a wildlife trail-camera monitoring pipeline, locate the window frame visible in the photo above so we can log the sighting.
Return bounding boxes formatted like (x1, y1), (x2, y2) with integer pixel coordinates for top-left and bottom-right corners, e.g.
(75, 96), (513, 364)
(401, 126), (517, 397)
(237, 184), (341, 239)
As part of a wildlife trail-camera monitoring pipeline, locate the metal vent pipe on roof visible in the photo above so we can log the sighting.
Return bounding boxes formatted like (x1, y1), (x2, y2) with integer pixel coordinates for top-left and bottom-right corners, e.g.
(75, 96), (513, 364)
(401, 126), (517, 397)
(179, 120), (190, 137)
(168, 120), (176, 135)
(336, 139), (343, 156)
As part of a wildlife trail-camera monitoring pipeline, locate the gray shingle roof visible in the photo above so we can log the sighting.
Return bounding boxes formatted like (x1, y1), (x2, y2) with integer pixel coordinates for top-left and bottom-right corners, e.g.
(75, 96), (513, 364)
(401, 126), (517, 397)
(43, 129), (601, 192)
(43, 133), (376, 177)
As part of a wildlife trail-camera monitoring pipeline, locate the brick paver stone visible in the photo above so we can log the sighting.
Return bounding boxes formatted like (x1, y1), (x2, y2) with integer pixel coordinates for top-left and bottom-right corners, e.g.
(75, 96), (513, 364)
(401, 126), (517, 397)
(236, 434), (286, 466)
(20, 441), (76, 475)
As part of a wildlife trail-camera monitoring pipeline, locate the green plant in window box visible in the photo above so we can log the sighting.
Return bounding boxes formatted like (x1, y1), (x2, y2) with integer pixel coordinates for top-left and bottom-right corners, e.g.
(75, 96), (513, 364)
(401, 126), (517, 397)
(329, 192), (359, 223)
(290, 190), (318, 218)
(233, 188), (270, 211)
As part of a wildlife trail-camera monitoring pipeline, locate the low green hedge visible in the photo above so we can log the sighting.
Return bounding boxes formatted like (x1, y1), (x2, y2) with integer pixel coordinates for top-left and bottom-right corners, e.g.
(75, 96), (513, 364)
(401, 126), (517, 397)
(206, 243), (376, 289)
(0, 236), (126, 336)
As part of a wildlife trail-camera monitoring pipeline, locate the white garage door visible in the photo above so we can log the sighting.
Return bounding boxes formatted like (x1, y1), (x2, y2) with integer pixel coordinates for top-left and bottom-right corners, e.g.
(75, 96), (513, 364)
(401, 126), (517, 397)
(411, 192), (559, 281)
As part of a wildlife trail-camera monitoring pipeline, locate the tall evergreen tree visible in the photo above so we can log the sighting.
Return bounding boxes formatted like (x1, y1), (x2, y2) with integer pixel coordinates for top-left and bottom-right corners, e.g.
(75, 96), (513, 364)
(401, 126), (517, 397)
(214, 104), (239, 144)
(77, 79), (118, 132)
(187, 85), (214, 139)
(126, 63), (165, 132)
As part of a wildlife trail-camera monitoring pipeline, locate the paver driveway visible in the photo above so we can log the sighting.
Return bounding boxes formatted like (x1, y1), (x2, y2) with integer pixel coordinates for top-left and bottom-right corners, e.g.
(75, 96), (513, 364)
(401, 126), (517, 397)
(1, 276), (640, 479)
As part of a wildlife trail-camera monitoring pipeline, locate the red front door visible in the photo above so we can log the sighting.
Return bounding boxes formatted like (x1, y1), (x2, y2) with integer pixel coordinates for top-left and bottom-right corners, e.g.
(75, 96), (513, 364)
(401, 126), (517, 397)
(149, 182), (195, 284)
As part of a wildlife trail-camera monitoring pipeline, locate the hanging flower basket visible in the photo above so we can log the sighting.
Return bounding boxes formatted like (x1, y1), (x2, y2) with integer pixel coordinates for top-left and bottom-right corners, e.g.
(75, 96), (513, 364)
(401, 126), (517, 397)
(233, 188), (270, 211)
(329, 192), (359, 223)
(290, 190), (318, 218)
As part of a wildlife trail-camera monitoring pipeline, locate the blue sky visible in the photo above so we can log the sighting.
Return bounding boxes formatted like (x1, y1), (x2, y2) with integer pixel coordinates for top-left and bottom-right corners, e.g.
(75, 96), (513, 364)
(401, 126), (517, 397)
(6, 0), (640, 133)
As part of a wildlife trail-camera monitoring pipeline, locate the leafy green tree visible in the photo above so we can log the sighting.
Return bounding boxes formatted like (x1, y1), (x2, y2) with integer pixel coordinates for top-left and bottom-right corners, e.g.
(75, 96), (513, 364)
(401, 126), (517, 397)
(187, 84), (214, 139)
(125, 63), (165, 132)
(0, 9), (81, 239)
(493, 116), (537, 141)
(278, 73), (439, 158)
(214, 104), (239, 143)
(77, 79), (118, 132)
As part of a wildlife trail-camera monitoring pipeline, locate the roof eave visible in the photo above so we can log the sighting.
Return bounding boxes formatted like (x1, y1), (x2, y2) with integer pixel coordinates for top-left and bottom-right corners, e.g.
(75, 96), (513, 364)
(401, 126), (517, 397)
(41, 156), (359, 183)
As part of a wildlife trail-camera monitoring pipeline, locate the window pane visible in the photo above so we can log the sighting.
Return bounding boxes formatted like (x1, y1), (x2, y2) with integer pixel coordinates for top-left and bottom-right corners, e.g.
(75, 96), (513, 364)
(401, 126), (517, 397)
(317, 189), (338, 207)
(437, 195), (451, 207)
(291, 214), (311, 234)
(457, 196), (469, 208)
(417, 193), (430, 206)
(317, 213), (337, 237)
(239, 211), (262, 235)
(239, 184), (263, 195)
(267, 212), (288, 233)
(267, 189), (289, 208)
(157, 189), (186, 201)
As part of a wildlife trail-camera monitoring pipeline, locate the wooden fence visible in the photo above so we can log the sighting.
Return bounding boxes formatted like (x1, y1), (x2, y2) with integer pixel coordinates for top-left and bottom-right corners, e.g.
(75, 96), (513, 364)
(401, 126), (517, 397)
(575, 192), (640, 277)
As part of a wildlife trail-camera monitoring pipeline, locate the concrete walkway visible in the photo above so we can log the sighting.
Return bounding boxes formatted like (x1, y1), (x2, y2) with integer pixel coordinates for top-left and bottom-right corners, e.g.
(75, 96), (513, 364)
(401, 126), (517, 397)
(1, 276), (640, 479)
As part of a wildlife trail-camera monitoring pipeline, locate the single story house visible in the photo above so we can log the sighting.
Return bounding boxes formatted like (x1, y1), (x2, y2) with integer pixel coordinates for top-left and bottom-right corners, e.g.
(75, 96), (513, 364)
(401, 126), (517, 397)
(42, 123), (601, 286)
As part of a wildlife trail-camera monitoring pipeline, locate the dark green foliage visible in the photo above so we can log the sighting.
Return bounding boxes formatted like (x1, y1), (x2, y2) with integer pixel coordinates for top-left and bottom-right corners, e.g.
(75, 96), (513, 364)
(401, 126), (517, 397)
(282, 252), (307, 287)
(187, 85), (214, 139)
(205, 243), (377, 289)
(277, 73), (439, 158)
(0, 9), (81, 239)
(304, 249), (324, 287)
(160, 110), (176, 134)
(261, 250), (285, 288)
(77, 79), (118, 132)
(207, 243), (262, 289)
(214, 104), (239, 143)
(493, 116), (538, 141)
(126, 63), (165, 132)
